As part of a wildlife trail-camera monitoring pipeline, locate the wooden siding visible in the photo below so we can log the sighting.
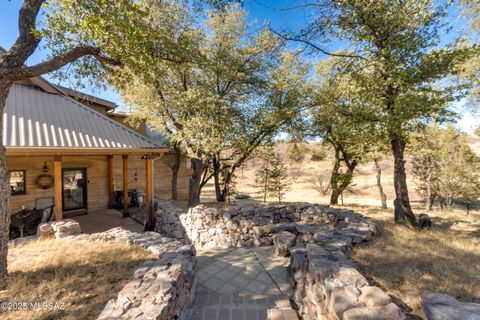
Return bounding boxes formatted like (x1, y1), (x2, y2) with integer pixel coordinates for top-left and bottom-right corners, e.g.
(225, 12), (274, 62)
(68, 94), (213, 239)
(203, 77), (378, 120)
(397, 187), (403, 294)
(111, 153), (191, 201)
(7, 154), (191, 214)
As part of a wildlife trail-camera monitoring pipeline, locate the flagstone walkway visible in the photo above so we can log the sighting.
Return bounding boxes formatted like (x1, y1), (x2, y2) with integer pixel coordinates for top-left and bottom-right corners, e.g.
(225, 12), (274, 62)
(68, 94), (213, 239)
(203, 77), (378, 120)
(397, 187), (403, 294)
(190, 247), (299, 320)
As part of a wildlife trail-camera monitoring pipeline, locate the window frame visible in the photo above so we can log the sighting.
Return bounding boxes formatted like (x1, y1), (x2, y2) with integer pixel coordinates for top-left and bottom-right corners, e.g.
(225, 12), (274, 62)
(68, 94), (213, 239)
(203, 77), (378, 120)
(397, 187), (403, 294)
(10, 170), (26, 196)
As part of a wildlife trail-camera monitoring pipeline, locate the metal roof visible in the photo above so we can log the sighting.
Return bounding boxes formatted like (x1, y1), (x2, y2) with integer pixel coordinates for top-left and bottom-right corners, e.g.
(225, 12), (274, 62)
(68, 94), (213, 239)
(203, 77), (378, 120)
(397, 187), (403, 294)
(55, 84), (118, 110)
(3, 83), (161, 150)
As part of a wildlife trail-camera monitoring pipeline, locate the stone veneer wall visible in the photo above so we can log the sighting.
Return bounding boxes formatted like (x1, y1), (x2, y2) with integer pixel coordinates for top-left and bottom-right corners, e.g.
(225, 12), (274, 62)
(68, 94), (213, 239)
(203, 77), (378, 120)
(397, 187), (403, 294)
(289, 244), (404, 320)
(85, 228), (197, 320)
(154, 199), (367, 248)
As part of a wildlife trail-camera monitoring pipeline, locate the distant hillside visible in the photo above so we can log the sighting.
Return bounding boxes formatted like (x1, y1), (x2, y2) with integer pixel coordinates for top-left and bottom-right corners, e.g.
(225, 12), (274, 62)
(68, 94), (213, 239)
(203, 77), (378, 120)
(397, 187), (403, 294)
(201, 136), (480, 207)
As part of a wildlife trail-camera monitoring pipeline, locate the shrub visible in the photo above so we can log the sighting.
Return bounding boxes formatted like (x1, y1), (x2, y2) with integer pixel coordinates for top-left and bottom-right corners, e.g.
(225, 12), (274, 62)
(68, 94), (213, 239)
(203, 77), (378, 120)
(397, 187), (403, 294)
(311, 148), (326, 161)
(235, 194), (251, 200)
(475, 127), (480, 137)
(287, 143), (307, 162)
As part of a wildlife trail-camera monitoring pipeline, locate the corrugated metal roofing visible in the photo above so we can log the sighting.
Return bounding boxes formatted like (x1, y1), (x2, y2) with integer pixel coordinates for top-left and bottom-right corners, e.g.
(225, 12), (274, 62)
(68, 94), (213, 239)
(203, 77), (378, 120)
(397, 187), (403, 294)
(3, 83), (160, 149)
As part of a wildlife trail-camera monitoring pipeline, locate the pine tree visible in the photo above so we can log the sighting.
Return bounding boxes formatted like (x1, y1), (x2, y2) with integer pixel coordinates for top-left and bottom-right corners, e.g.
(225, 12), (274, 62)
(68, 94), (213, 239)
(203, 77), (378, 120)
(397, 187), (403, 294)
(267, 153), (292, 203)
(254, 150), (291, 203)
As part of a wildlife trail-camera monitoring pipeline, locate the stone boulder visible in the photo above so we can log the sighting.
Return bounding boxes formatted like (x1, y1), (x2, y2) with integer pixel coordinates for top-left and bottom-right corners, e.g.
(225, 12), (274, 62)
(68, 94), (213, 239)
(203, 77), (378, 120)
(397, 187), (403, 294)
(37, 219), (81, 239)
(422, 293), (480, 320)
(273, 231), (297, 257)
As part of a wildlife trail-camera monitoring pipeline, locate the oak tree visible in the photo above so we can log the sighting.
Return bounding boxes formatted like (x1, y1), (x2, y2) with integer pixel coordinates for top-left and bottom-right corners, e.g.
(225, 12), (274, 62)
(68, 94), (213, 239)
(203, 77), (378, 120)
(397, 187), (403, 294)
(280, 0), (472, 227)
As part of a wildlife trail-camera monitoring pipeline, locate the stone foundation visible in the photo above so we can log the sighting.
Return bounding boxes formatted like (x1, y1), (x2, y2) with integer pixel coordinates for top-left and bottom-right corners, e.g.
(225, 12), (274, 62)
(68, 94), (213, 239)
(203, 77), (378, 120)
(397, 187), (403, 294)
(86, 228), (197, 320)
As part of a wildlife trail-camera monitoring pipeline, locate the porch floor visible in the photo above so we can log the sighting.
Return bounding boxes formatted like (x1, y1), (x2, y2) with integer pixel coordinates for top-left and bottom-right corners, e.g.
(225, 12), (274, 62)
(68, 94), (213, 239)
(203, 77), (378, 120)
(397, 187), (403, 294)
(72, 209), (144, 234)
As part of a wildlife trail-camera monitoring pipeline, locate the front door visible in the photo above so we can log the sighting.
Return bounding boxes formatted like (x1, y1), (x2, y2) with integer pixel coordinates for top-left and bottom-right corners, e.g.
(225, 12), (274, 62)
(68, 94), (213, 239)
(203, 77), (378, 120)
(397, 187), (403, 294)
(62, 168), (87, 211)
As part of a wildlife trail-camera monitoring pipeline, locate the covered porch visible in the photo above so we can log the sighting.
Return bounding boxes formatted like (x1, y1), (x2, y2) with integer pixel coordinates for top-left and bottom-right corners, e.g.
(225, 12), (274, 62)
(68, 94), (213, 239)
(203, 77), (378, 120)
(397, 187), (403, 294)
(72, 208), (144, 233)
(7, 150), (163, 238)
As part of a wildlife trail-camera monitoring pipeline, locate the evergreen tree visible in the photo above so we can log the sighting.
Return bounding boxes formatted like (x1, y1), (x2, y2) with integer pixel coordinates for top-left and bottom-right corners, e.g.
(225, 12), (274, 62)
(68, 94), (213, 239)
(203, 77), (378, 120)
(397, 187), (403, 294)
(267, 153), (292, 203)
(254, 148), (291, 203)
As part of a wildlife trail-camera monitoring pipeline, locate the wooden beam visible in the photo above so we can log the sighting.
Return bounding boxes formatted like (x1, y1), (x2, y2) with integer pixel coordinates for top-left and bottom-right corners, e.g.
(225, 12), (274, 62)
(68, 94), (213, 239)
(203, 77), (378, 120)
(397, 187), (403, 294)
(54, 155), (62, 220)
(122, 155), (129, 217)
(144, 158), (154, 231)
(108, 155), (114, 208)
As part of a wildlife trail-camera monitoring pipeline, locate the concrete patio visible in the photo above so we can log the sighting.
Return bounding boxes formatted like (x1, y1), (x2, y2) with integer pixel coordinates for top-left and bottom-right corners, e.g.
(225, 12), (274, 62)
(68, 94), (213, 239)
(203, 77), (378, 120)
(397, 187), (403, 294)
(71, 209), (144, 234)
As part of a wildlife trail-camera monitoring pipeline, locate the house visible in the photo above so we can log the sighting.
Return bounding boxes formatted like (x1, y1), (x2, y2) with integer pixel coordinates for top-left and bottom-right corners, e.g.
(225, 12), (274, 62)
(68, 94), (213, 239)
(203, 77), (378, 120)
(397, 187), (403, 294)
(4, 76), (191, 224)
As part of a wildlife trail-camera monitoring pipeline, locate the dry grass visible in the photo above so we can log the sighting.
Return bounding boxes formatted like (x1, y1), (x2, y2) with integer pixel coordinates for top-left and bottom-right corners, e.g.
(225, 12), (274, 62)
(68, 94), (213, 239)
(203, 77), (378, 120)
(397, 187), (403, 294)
(345, 204), (480, 319)
(0, 238), (156, 320)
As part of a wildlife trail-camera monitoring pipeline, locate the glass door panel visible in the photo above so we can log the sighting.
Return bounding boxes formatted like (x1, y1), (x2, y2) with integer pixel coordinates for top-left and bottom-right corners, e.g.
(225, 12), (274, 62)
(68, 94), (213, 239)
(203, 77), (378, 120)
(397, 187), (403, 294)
(62, 168), (87, 211)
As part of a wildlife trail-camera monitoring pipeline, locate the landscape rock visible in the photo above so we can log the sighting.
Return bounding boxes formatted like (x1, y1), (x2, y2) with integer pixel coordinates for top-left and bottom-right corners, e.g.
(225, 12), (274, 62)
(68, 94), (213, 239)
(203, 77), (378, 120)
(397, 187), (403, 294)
(422, 293), (480, 320)
(37, 219), (81, 239)
(343, 303), (405, 320)
(358, 286), (392, 307)
(273, 231), (297, 257)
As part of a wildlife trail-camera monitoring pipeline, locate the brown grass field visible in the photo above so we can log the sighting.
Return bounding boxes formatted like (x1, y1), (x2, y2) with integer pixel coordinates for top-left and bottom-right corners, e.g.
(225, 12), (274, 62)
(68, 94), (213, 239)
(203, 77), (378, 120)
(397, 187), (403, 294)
(201, 137), (480, 318)
(1, 238), (155, 320)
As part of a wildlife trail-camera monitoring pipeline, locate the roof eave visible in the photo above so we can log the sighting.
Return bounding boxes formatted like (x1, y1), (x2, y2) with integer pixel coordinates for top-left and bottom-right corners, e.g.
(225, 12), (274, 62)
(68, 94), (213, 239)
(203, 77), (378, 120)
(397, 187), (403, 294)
(5, 147), (170, 156)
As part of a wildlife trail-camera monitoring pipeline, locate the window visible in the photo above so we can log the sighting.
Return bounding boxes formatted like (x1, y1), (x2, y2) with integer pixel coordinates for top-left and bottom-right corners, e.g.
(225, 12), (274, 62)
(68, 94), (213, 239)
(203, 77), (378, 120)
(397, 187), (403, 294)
(10, 170), (26, 196)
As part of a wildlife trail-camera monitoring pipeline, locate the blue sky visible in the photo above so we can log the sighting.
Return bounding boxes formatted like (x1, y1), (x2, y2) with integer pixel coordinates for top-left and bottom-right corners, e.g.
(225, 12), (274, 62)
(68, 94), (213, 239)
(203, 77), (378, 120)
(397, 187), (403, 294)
(0, 0), (479, 132)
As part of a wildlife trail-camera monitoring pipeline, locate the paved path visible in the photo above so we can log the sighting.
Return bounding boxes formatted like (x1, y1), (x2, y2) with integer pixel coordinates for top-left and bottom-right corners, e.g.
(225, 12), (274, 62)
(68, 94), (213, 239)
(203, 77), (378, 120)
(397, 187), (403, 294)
(190, 247), (299, 320)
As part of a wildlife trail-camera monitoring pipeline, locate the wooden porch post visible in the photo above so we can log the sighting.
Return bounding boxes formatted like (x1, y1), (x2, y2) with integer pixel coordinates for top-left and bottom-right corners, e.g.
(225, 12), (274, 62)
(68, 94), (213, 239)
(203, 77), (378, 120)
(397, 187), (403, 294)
(144, 157), (154, 231)
(122, 155), (129, 217)
(54, 155), (63, 220)
(108, 155), (115, 208)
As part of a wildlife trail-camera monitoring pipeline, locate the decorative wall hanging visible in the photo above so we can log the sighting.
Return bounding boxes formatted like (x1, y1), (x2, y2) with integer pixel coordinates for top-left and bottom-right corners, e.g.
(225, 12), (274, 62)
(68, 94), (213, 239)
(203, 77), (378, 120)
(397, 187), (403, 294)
(35, 174), (54, 189)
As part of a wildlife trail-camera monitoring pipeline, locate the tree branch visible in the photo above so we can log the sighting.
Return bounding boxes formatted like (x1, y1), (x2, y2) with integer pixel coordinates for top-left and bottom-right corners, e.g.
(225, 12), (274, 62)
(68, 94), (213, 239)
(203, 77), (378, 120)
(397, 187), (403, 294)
(269, 26), (369, 62)
(0, 0), (45, 68)
(4, 46), (120, 81)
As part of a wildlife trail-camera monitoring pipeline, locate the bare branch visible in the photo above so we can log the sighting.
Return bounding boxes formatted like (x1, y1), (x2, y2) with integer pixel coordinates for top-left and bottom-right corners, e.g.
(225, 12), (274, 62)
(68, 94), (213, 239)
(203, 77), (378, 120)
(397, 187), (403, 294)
(269, 26), (369, 62)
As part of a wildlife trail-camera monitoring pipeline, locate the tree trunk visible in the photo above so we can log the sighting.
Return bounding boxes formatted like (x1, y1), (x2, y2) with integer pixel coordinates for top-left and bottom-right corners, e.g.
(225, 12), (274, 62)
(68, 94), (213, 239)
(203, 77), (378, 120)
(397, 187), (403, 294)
(171, 144), (180, 201)
(330, 190), (340, 205)
(330, 149), (341, 205)
(0, 80), (12, 287)
(263, 163), (268, 203)
(374, 159), (388, 209)
(391, 139), (417, 227)
(212, 156), (225, 202)
(188, 157), (203, 207)
(329, 148), (355, 205)
(425, 167), (433, 211)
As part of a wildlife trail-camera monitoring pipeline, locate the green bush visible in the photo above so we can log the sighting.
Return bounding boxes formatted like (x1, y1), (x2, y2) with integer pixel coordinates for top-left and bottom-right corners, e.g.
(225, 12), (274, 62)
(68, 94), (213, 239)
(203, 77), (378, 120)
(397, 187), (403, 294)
(475, 127), (480, 137)
(235, 194), (251, 200)
(287, 144), (307, 162)
(311, 148), (326, 161)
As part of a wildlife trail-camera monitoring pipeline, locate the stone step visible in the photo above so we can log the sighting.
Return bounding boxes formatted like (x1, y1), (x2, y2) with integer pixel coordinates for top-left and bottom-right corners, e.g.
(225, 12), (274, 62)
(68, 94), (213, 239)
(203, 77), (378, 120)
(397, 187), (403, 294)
(190, 293), (299, 320)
